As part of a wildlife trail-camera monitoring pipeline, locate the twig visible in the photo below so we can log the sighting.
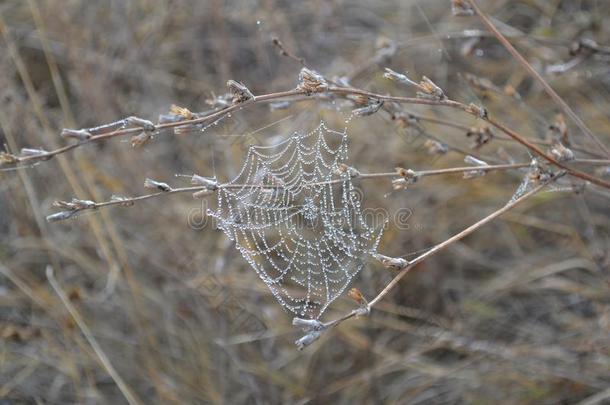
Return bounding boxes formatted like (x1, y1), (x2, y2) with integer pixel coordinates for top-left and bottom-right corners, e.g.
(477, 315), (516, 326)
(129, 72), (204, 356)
(46, 266), (142, 405)
(409, 113), (604, 158)
(295, 172), (564, 348)
(3, 89), (305, 166)
(271, 37), (305, 65)
(4, 78), (609, 189)
(46, 161), (585, 222)
(466, 0), (610, 158)
(483, 117), (610, 189)
(368, 173), (563, 307)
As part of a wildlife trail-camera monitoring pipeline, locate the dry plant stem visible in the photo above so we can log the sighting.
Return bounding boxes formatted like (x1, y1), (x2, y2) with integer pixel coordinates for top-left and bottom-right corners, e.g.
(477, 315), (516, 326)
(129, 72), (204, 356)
(329, 87), (610, 189)
(48, 162), (554, 218)
(360, 163), (529, 178)
(46, 266), (142, 405)
(484, 117), (610, 189)
(94, 186), (206, 209)
(3, 87), (462, 167)
(331, 86), (610, 188)
(467, 0), (610, 158)
(412, 114), (603, 158)
(10, 89), (305, 165)
(322, 173), (563, 331)
(8, 85), (609, 189)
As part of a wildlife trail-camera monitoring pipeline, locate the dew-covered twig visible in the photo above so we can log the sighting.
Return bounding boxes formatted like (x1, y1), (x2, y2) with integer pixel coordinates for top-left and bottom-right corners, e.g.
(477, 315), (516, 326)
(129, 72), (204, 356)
(40, 163), (531, 222)
(294, 172), (565, 349)
(4, 69), (609, 189)
(46, 158), (607, 223)
(465, 0), (610, 158)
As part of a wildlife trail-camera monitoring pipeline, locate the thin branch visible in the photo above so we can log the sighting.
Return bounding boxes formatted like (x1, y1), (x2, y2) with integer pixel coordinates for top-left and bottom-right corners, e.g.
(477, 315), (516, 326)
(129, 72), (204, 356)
(466, 0), (610, 158)
(46, 157), (610, 222)
(368, 173), (563, 307)
(410, 113), (604, 158)
(45, 161), (577, 222)
(2, 89), (305, 166)
(324, 86), (610, 189)
(483, 117), (610, 189)
(3, 80), (608, 189)
(295, 172), (564, 348)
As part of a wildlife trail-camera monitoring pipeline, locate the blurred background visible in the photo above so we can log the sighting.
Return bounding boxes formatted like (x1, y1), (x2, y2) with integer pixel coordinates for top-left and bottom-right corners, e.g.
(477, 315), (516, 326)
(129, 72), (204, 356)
(1, 0), (609, 403)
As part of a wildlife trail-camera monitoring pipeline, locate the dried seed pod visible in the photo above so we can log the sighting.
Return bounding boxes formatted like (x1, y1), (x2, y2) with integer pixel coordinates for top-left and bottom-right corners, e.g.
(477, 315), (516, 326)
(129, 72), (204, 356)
(130, 131), (153, 148)
(144, 178), (171, 192)
(70, 199), (96, 210)
(21, 148), (48, 157)
(550, 142), (574, 162)
(53, 198), (96, 211)
(527, 160), (553, 183)
(191, 174), (218, 190)
(295, 330), (322, 350)
(159, 105), (198, 125)
(417, 76), (446, 100)
(352, 101), (384, 117)
(297, 68), (328, 94)
(392, 178), (409, 191)
(348, 288), (367, 307)
(227, 80), (255, 104)
(292, 317), (325, 332)
(334, 163), (360, 178)
(465, 103), (488, 119)
(383, 68), (419, 87)
(373, 253), (408, 270)
(61, 128), (92, 141)
(293, 317), (327, 350)
(52, 200), (73, 209)
(395, 167), (418, 183)
(46, 210), (78, 223)
(126, 116), (155, 132)
(111, 195), (135, 207)
(346, 94), (370, 107)
(170, 105), (196, 120)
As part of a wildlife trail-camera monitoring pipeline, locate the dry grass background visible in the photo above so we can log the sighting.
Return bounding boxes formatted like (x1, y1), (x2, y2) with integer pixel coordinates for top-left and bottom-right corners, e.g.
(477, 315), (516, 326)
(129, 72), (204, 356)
(1, 0), (609, 403)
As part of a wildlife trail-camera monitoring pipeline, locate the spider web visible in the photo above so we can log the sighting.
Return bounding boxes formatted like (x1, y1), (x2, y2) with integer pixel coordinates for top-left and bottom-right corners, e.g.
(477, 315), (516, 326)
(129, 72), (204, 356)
(208, 122), (384, 319)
